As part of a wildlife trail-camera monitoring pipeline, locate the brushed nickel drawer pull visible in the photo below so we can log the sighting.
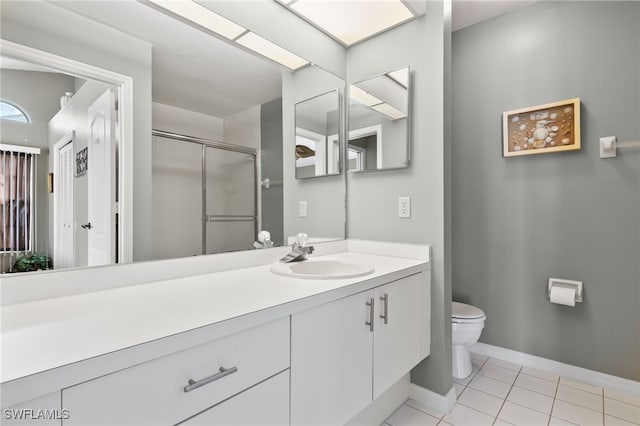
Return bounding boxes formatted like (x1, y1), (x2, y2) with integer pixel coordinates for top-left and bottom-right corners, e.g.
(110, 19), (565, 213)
(380, 293), (389, 324)
(365, 298), (375, 332)
(184, 366), (238, 393)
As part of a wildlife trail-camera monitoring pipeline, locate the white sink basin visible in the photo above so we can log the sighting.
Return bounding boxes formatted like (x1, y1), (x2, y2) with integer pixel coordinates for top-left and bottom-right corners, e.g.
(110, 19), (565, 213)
(270, 258), (374, 280)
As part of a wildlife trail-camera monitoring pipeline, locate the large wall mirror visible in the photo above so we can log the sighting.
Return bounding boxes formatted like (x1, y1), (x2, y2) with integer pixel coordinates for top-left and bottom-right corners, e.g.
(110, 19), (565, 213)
(0, 1), (347, 274)
(295, 89), (341, 179)
(348, 66), (411, 172)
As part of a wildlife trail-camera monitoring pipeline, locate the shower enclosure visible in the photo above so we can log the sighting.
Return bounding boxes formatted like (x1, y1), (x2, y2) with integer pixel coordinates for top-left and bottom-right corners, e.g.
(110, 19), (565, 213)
(152, 130), (257, 260)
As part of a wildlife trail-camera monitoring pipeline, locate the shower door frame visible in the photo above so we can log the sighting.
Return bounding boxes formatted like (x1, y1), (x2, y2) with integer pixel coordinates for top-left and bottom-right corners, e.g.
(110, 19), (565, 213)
(152, 130), (258, 255)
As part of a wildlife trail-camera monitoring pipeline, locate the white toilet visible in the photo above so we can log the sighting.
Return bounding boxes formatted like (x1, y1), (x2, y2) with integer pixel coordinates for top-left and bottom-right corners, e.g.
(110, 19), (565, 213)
(452, 301), (486, 379)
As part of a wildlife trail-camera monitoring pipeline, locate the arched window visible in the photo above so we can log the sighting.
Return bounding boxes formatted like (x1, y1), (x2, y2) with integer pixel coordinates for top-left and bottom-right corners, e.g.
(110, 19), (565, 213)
(0, 100), (31, 123)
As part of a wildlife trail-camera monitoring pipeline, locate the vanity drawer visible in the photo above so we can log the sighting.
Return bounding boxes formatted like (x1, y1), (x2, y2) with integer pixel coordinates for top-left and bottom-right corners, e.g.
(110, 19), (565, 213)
(63, 317), (290, 426)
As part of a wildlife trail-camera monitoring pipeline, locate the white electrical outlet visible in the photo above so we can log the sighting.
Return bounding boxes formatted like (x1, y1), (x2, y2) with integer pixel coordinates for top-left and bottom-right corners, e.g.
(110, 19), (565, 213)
(398, 196), (411, 218)
(299, 200), (308, 218)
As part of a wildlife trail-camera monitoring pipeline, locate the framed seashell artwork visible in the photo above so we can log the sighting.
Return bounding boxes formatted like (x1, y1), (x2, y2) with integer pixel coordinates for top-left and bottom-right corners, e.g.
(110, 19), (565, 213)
(502, 97), (581, 157)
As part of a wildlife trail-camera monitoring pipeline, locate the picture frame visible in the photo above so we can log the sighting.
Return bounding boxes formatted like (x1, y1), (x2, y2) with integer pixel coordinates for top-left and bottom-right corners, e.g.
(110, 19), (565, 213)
(503, 97), (580, 157)
(76, 147), (88, 177)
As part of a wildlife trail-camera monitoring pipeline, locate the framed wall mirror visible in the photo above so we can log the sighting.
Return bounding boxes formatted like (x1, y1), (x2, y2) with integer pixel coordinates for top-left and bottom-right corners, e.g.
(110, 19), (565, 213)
(294, 89), (341, 179)
(0, 1), (347, 275)
(348, 66), (410, 172)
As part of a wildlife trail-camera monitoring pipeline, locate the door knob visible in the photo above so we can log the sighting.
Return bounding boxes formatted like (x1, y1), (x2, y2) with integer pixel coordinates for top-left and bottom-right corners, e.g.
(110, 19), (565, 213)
(81, 222), (92, 230)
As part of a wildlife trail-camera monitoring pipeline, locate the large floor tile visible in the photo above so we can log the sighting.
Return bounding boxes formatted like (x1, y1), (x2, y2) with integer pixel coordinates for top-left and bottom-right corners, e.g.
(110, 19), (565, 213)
(497, 401), (550, 426)
(468, 374), (512, 399)
(549, 416), (579, 426)
(386, 404), (440, 426)
(560, 377), (603, 395)
(605, 390), (640, 408)
(457, 387), (504, 417)
(508, 386), (554, 414)
(487, 357), (523, 372)
(556, 384), (604, 412)
(514, 373), (558, 397)
(478, 363), (519, 384)
(521, 366), (560, 383)
(470, 352), (489, 364)
(453, 382), (466, 398)
(404, 398), (444, 419)
(552, 399), (604, 426)
(442, 403), (494, 426)
(605, 398), (640, 424)
(605, 414), (638, 426)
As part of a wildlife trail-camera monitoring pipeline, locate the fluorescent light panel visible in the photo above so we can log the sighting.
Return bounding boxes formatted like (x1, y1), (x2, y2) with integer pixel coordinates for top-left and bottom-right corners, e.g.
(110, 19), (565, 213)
(288, 0), (415, 45)
(349, 85), (383, 107)
(372, 103), (407, 120)
(236, 32), (309, 70)
(148, 0), (246, 40)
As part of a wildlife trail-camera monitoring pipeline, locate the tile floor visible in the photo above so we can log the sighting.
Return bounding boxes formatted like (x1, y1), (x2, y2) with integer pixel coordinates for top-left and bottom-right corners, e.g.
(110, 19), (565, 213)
(384, 352), (640, 426)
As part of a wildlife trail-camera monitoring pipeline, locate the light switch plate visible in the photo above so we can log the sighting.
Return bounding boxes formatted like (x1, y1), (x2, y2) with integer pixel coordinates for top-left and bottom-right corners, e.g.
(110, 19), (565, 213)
(299, 201), (307, 218)
(398, 196), (411, 218)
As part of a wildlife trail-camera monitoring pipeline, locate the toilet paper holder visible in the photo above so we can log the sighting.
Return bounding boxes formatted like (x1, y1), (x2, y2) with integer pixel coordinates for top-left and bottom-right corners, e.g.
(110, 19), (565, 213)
(548, 278), (583, 303)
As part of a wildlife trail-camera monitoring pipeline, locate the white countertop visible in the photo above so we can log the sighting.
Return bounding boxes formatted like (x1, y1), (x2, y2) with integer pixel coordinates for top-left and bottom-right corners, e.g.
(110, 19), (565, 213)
(1, 246), (429, 386)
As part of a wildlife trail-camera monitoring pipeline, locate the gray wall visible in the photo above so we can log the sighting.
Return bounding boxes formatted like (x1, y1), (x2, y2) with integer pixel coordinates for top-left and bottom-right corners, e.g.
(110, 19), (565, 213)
(346, 2), (450, 394)
(452, 1), (640, 380)
(261, 98), (284, 246)
(1, 0), (153, 262)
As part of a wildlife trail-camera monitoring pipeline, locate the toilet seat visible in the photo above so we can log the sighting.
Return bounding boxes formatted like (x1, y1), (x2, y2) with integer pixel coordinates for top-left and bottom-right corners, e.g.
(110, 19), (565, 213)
(452, 302), (486, 323)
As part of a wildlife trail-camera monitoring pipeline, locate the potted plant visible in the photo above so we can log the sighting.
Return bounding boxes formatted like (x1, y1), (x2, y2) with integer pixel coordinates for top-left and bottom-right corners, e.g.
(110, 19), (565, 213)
(12, 253), (52, 272)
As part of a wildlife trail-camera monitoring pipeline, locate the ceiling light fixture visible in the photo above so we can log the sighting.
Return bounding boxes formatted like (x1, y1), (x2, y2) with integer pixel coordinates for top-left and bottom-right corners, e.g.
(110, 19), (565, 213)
(349, 85), (383, 107)
(350, 85), (407, 121)
(371, 103), (407, 120)
(146, 0), (310, 71)
(277, 0), (417, 46)
(147, 0), (246, 40)
(236, 32), (309, 71)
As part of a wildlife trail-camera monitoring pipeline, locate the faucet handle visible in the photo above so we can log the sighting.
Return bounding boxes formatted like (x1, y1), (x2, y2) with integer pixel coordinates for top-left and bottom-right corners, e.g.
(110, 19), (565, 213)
(294, 232), (308, 247)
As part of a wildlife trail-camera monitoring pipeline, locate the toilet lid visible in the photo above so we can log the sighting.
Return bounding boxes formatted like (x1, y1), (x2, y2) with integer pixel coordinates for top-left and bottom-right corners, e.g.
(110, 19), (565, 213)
(452, 301), (485, 319)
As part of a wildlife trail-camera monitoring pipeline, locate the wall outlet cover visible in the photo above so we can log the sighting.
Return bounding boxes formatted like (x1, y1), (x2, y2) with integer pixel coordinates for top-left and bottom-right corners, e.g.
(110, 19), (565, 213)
(399, 197), (411, 218)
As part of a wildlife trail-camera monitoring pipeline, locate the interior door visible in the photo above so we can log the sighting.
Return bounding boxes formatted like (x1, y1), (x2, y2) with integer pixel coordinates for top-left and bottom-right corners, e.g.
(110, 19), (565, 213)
(54, 140), (74, 268)
(87, 89), (116, 266)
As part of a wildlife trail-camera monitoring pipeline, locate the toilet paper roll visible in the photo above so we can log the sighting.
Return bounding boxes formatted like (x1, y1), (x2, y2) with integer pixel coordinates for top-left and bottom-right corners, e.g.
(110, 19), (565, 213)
(550, 286), (576, 307)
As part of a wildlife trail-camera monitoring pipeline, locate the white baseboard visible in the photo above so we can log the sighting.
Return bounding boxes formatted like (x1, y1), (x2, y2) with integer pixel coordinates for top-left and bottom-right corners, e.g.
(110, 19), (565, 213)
(470, 342), (640, 396)
(409, 383), (456, 415)
(346, 374), (410, 426)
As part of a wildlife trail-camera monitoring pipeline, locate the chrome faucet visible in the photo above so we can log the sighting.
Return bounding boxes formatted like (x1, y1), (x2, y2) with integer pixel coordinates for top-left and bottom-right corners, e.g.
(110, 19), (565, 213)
(280, 233), (314, 263)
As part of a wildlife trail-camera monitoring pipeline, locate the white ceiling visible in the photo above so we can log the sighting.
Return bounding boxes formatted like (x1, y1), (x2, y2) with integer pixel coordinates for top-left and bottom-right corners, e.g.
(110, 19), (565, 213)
(46, 1), (536, 118)
(452, 0), (538, 32)
(52, 1), (283, 119)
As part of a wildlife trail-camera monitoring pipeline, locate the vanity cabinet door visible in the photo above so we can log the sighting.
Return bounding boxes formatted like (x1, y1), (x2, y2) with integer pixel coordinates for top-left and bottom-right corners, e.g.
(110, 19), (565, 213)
(180, 370), (289, 426)
(373, 273), (430, 399)
(2, 392), (63, 426)
(291, 291), (373, 426)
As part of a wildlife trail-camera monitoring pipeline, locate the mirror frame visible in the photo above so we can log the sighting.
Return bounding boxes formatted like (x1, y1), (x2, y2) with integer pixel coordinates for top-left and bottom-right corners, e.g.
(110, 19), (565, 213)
(294, 88), (343, 180)
(347, 65), (411, 173)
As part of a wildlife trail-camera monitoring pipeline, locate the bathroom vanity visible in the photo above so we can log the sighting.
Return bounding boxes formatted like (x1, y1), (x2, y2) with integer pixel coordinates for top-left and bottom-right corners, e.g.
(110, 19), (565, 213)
(1, 240), (430, 425)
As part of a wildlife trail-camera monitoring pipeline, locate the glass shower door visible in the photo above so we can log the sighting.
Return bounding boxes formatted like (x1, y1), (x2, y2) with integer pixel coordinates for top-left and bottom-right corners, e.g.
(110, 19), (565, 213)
(205, 147), (256, 254)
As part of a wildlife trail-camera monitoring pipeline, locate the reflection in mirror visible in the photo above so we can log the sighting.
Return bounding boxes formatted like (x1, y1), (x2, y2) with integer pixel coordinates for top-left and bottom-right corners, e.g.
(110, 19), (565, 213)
(0, 1), (348, 274)
(295, 90), (341, 179)
(348, 66), (410, 172)
(0, 56), (117, 273)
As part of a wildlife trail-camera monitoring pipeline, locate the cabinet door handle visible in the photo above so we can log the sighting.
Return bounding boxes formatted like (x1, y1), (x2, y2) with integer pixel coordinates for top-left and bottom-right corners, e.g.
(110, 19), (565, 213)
(184, 366), (238, 393)
(379, 293), (389, 324)
(365, 298), (375, 332)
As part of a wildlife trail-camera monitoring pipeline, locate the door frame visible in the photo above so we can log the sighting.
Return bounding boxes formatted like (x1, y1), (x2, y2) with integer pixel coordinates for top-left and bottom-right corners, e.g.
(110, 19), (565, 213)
(53, 132), (75, 268)
(0, 39), (134, 262)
